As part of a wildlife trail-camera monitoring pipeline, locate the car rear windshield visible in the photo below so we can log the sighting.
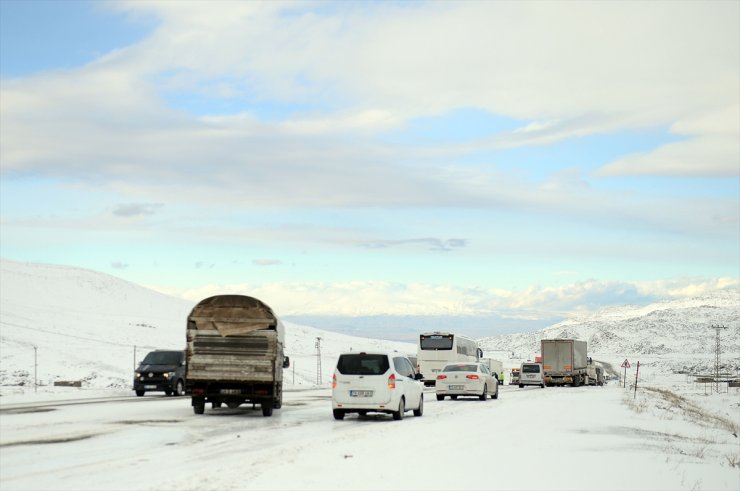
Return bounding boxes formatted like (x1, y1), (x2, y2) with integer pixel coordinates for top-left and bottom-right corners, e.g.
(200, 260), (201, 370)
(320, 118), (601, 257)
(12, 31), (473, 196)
(142, 351), (181, 365)
(443, 364), (478, 372)
(336, 354), (390, 375)
(522, 364), (541, 373)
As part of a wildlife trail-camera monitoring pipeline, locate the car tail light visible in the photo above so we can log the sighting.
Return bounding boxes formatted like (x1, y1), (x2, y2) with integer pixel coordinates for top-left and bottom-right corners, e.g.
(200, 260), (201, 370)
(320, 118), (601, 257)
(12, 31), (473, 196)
(436, 374), (447, 380)
(466, 374), (480, 380)
(388, 373), (396, 389)
(331, 373), (337, 389)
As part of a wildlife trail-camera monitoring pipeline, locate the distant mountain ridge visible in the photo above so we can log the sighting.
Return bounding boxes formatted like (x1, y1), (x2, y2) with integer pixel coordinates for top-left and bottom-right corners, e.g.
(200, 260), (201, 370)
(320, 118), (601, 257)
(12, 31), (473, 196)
(1, 258), (738, 386)
(479, 289), (740, 373)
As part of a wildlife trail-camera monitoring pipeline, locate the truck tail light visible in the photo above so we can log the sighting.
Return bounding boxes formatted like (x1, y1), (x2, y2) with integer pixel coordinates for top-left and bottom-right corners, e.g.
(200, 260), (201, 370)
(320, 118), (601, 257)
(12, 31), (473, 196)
(436, 374), (447, 380)
(331, 374), (336, 389)
(388, 373), (396, 389)
(466, 374), (480, 380)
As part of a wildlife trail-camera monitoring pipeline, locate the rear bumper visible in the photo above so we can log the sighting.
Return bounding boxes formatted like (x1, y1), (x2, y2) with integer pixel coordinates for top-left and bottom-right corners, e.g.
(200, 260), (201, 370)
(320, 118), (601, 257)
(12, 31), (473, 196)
(436, 380), (485, 395)
(188, 381), (278, 403)
(519, 380), (543, 386)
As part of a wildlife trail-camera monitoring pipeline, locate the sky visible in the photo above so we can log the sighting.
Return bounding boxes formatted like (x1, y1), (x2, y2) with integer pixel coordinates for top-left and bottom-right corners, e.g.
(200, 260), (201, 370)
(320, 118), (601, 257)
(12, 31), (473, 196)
(1, 1), (738, 322)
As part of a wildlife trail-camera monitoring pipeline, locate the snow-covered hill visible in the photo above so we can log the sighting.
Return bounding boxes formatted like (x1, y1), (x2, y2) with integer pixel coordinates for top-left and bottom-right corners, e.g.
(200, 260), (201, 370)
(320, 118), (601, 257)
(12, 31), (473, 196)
(479, 290), (740, 375)
(0, 259), (414, 389)
(2, 258), (738, 389)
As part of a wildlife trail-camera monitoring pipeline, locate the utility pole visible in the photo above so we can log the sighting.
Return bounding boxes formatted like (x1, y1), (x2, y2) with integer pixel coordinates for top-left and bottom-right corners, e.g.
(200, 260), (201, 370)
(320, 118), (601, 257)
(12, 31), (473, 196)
(33, 346), (38, 393)
(315, 337), (322, 385)
(710, 325), (728, 393)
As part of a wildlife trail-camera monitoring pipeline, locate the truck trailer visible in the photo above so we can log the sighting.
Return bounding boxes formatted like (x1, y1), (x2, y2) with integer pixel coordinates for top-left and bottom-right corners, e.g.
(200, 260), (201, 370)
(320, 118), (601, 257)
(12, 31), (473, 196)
(480, 358), (504, 384)
(185, 294), (289, 416)
(541, 339), (588, 386)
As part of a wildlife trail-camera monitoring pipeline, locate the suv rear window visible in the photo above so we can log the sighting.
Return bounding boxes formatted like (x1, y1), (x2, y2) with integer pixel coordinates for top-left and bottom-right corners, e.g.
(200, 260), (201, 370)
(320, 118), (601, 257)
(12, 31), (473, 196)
(522, 364), (541, 373)
(336, 354), (390, 375)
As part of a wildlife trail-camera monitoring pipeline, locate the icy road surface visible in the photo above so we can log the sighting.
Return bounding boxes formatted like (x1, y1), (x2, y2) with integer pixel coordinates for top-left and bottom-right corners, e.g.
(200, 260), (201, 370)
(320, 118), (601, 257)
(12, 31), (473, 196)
(1, 383), (738, 491)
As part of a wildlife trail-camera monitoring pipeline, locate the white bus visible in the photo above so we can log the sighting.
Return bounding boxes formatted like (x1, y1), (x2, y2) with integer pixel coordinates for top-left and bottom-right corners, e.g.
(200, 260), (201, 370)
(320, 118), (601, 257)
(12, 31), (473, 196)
(417, 332), (481, 386)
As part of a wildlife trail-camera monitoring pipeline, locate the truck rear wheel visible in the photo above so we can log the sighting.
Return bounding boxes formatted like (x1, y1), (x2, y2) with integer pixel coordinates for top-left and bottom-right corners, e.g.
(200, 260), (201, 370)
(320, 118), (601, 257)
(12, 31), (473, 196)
(333, 409), (345, 420)
(261, 402), (273, 417)
(135, 390), (144, 397)
(193, 404), (205, 415)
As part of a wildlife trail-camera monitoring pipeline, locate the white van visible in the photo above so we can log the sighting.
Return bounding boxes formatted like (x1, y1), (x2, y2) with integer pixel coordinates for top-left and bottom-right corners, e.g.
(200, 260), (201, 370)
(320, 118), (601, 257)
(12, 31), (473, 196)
(519, 362), (545, 388)
(331, 350), (424, 420)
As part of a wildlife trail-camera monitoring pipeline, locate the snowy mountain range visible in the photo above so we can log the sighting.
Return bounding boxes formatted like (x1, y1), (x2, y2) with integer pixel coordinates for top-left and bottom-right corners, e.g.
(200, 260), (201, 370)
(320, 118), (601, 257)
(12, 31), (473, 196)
(479, 289), (740, 375)
(1, 258), (738, 389)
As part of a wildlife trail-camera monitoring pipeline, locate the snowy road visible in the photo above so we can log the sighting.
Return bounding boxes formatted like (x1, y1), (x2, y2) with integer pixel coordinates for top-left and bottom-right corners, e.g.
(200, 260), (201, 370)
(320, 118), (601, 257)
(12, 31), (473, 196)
(1, 384), (738, 491)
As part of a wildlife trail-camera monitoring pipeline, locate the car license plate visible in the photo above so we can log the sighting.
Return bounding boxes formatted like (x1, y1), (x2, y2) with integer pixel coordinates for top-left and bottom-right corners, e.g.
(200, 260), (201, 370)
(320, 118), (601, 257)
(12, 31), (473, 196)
(144, 385), (156, 389)
(350, 390), (373, 397)
(449, 385), (464, 390)
(220, 389), (241, 395)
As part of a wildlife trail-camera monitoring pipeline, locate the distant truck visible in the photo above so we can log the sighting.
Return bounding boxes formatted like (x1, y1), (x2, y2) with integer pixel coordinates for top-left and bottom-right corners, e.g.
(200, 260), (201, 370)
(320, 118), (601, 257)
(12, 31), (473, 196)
(480, 358), (504, 384)
(509, 367), (520, 385)
(541, 339), (588, 386)
(185, 294), (290, 416)
(586, 363), (605, 386)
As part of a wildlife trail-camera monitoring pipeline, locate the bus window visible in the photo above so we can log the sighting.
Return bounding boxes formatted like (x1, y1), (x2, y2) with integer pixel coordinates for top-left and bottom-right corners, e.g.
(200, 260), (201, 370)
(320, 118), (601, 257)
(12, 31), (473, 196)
(419, 334), (453, 350)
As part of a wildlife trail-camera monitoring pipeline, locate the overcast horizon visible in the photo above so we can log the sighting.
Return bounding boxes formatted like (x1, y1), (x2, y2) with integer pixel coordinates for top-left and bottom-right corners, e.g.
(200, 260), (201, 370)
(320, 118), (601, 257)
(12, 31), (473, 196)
(1, 1), (738, 321)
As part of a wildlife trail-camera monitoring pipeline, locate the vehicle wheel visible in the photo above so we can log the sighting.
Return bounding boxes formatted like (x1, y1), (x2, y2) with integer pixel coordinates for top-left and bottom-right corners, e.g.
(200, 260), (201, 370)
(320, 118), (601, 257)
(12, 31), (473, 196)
(451, 395), (458, 400)
(479, 384), (487, 401)
(164, 389), (173, 396)
(212, 401), (222, 408)
(174, 380), (185, 396)
(540, 383), (545, 388)
(227, 401), (241, 409)
(261, 402), (273, 417)
(492, 388), (499, 399)
(135, 390), (145, 397)
(413, 395), (424, 417)
(392, 397), (405, 420)
(333, 409), (345, 420)
(436, 394), (444, 401)
(519, 384), (524, 388)
(193, 404), (205, 415)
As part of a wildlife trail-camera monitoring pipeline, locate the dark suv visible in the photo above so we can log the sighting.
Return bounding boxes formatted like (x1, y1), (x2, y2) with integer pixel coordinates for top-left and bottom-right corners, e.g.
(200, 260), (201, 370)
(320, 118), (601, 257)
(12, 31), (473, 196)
(134, 350), (186, 396)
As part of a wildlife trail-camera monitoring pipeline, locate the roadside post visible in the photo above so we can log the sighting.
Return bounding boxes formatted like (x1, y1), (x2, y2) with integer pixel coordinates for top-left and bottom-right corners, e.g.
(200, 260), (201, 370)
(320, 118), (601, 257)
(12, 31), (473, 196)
(634, 361), (640, 399)
(621, 359), (630, 388)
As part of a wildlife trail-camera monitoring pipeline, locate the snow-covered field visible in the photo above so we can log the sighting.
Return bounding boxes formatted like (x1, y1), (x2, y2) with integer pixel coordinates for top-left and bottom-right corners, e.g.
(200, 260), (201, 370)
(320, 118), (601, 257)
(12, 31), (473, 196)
(1, 259), (738, 490)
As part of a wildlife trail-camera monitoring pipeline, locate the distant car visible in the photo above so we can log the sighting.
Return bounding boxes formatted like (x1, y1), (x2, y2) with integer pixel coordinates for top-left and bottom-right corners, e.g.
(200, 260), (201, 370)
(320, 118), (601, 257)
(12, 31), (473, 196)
(519, 362), (545, 388)
(134, 349), (186, 397)
(435, 362), (499, 401)
(331, 350), (424, 420)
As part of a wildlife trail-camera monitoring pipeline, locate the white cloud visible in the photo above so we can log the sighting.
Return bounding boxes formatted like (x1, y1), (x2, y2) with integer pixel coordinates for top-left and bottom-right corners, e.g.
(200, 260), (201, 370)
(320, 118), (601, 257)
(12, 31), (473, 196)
(148, 277), (739, 319)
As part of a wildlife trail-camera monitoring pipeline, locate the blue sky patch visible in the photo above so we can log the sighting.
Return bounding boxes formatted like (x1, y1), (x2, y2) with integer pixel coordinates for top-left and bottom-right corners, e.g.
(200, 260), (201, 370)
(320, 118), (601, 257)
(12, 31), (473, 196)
(0, 1), (156, 76)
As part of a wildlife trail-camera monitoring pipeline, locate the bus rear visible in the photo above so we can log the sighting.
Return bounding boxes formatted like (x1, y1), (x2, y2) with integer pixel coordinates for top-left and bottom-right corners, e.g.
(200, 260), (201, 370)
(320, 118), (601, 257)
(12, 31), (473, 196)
(417, 333), (479, 386)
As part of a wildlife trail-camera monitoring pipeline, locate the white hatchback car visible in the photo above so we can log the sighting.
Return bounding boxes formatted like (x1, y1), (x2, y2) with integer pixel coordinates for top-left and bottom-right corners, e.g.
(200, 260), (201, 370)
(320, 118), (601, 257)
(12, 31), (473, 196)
(435, 362), (499, 400)
(332, 350), (424, 420)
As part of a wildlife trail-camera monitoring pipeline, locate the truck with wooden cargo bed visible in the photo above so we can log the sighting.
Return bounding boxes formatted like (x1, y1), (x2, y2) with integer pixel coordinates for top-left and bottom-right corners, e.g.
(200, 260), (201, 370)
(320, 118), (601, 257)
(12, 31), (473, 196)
(185, 294), (290, 416)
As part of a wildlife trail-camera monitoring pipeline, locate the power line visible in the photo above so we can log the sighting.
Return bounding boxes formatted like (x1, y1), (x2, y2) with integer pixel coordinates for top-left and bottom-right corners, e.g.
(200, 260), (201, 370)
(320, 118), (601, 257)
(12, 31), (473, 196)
(2, 321), (160, 350)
